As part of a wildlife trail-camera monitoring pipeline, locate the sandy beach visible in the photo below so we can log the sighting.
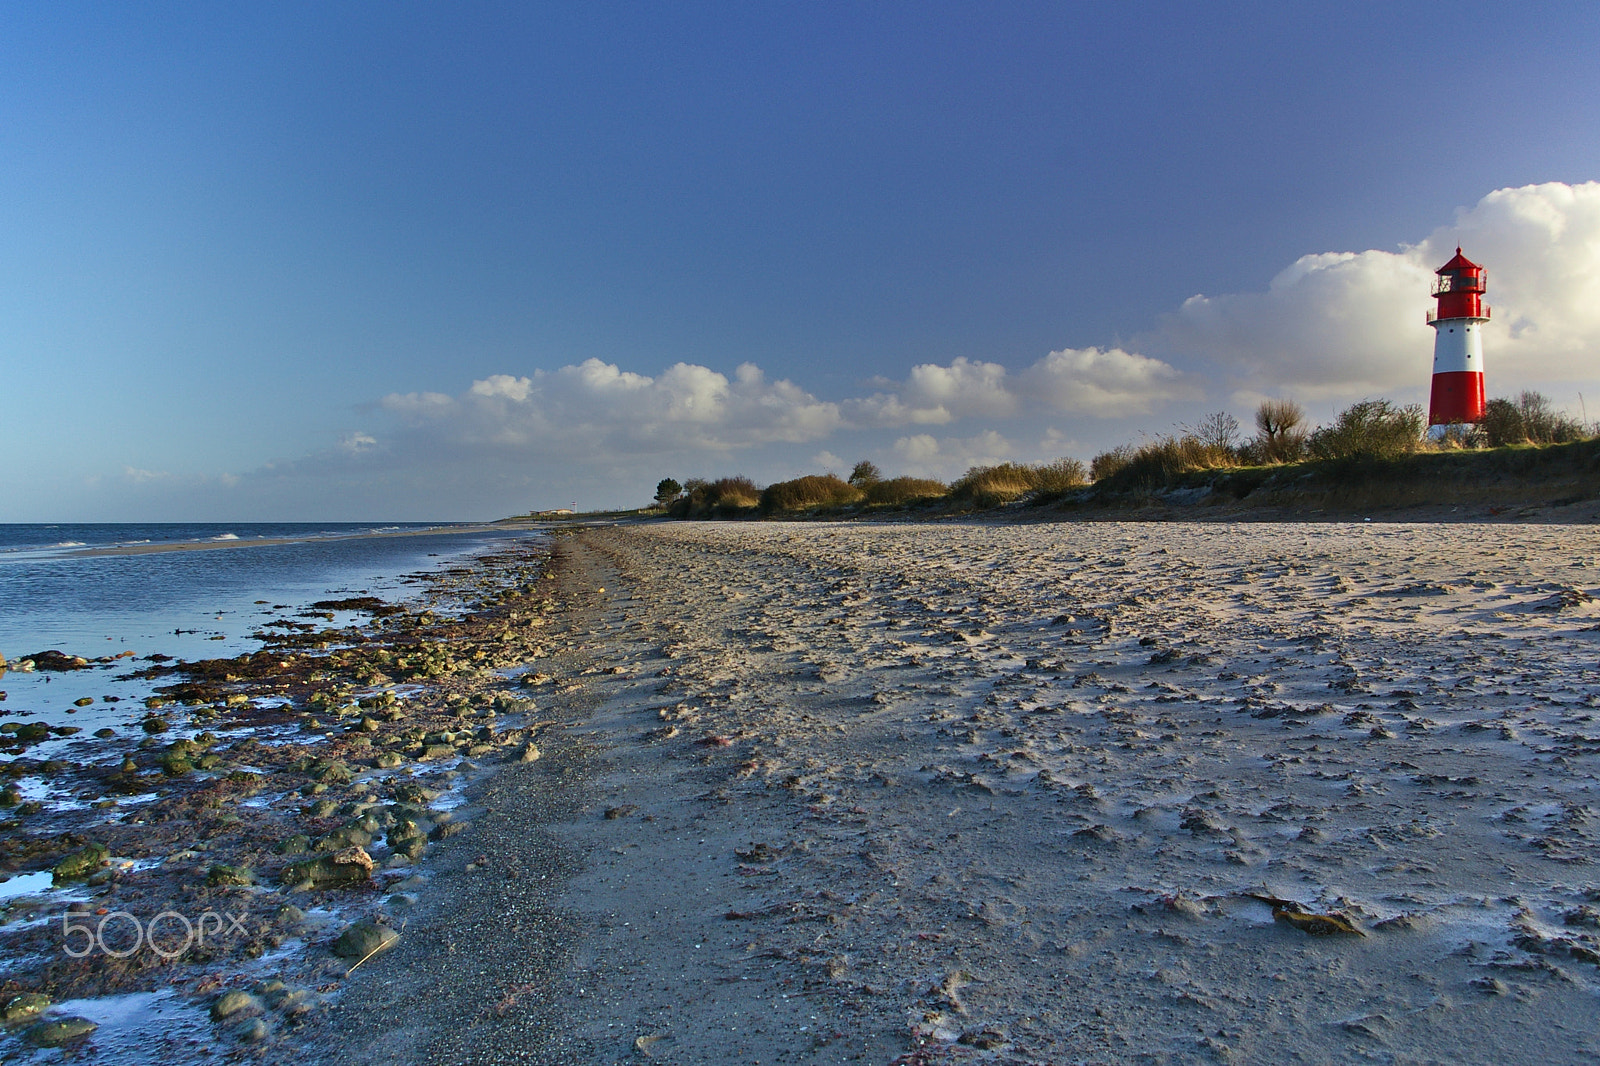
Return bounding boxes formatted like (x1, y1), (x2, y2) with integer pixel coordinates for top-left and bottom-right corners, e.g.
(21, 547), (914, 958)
(286, 518), (1600, 1065)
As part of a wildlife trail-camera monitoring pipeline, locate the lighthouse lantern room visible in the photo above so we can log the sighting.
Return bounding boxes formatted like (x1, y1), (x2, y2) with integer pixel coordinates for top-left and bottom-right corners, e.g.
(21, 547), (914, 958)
(1426, 247), (1489, 425)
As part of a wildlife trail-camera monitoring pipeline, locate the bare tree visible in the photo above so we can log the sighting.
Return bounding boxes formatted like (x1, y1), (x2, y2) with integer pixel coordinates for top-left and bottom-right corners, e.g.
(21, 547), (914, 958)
(1193, 411), (1241, 453)
(1254, 399), (1307, 462)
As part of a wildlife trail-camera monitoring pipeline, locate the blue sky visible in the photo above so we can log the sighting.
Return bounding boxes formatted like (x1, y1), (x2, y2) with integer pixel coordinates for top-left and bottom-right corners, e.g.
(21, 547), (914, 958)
(4, 3), (1600, 519)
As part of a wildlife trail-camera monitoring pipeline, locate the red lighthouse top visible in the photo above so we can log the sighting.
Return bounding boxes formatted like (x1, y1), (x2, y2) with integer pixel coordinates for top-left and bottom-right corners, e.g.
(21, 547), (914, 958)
(1429, 246), (1489, 322)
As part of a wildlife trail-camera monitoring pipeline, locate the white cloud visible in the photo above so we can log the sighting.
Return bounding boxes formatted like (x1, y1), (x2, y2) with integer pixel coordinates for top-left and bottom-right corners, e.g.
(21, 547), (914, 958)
(892, 430), (1014, 479)
(1021, 346), (1194, 415)
(380, 357), (843, 456)
(850, 349), (1188, 426)
(1154, 181), (1600, 400)
(811, 450), (846, 473)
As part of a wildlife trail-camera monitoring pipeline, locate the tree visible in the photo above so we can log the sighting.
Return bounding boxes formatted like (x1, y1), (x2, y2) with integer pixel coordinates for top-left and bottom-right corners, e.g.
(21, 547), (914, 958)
(848, 460), (882, 486)
(1253, 399), (1308, 463)
(1192, 411), (1241, 453)
(653, 478), (683, 506)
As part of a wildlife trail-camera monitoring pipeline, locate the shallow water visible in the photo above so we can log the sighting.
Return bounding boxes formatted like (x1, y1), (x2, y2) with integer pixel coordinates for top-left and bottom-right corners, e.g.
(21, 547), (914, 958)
(0, 522), (544, 730)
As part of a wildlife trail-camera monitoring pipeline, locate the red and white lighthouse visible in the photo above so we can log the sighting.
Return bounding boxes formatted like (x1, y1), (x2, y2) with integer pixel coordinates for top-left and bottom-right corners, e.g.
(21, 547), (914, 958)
(1427, 247), (1489, 425)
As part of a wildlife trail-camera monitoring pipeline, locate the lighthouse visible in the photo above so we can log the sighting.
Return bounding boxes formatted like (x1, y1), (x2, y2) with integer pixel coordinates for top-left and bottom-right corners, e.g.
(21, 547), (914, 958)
(1427, 247), (1489, 425)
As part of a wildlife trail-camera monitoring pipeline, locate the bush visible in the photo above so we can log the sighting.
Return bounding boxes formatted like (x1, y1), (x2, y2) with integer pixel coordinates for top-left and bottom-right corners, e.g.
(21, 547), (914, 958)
(670, 475), (763, 518)
(1480, 391), (1587, 447)
(1307, 400), (1424, 462)
(949, 459), (1088, 508)
(1031, 457), (1090, 495)
(1092, 436), (1232, 490)
(861, 476), (948, 507)
(759, 474), (862, 514)
(1090, 445), (1136, 482)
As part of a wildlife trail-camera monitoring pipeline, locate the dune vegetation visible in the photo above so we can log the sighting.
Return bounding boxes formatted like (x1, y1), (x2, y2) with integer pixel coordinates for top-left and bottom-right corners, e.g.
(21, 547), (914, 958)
(647, 391), (1597, 519)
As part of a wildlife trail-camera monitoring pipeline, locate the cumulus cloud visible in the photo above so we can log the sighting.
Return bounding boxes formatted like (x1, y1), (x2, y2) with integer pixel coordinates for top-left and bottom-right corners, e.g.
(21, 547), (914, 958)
(381, 358), (843, 456)
(1155, 181), (1600, 399)
(850, 348), (1189, 426)
(1020, 347), (1194, 415)
(892, 430), (1015, 478)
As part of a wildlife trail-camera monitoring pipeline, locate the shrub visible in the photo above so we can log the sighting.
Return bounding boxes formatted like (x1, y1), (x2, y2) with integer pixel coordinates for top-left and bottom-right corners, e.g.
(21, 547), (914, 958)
(1307, 400), (1424, 462)
(949, 459), (1087, 508)
(759, 474), (862, 514)
(670, 475), (763, 517)
(1095, 435), (1232, 489)
(1481, 391), (1587, 447)
(862, 476), (948, 507)
(1090, 445), (1136, 482)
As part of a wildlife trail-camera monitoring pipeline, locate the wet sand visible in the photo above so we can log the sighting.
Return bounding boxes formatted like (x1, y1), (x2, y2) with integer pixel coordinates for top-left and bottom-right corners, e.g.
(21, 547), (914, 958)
(303, 519), (1600, 1065)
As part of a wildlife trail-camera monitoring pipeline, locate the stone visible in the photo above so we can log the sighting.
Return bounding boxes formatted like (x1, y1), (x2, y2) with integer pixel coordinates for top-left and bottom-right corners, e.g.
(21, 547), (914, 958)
(234, 1017), (269, 1043)
(52, 843), (108, 882)
(331, 919), (399, 960)
(280, 846), (374, 889)
(1, 992), (50, 1025)
(211, 990), (262, 1021)
(276, 834), (311, 855)
(206, 863), (255, 887)
(25, 650), (91, 672)
(21, 1016), (97, 1047)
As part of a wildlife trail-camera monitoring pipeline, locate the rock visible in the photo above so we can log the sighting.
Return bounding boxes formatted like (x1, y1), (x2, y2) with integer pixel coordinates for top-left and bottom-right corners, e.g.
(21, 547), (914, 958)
(1, 992), (50, 1025)
(15, 723), (50, 744)
(0, 786), (20, 807)
(280, 846), (374, 889)
(72, 697), (94, 707)
(21, 1016), (97, 1047)
(274, 904), (309, 929)
(276, 834), (311, 855)
(519, 743), (541, 763)
(374, 751), (403, 769)
(211, 990), (262, 1021)
(252, 979), (287, 1002)
(207, 863), (255, 887)
(234, 1017), (269, 1043)
(52, 843), (108, 882)
(25, 650), (91, 672)
(331, 919), (399, 960)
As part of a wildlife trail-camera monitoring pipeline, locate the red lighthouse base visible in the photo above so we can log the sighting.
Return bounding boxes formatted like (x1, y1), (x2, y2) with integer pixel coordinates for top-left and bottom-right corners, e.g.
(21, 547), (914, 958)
(1428, 371), (1486, 426)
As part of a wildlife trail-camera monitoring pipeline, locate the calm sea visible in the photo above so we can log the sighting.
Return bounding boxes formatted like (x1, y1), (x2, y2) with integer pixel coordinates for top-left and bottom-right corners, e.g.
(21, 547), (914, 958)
(0, 523), (545, 730)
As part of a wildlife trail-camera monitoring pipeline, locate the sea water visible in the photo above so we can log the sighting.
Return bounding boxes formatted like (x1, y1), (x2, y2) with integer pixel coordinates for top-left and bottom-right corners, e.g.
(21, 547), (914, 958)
(0, 522), (545, 732)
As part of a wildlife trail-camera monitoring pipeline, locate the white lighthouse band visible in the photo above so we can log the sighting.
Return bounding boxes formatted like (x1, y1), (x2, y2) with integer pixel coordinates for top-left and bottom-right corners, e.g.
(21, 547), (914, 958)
(1429, 315), (1487, 376)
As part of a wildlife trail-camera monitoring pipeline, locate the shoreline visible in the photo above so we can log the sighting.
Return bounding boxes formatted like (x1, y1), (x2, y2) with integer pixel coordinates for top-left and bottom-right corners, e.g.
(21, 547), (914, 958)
(0, 533), (564, 1058)
(62, 521), (543, 558)
(9, 517), (1600, 1062)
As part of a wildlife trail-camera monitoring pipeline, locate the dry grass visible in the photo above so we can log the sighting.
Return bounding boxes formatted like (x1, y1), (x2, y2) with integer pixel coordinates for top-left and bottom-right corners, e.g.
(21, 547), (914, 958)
(759, 474), (862, 514)
(861, 476), (948, 507)
(950, 459), (1088, 508)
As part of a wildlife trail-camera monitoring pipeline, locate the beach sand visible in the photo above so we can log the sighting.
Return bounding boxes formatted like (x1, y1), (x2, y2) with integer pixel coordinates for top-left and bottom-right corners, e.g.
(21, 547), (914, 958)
(305, 519), (1600, 1065)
